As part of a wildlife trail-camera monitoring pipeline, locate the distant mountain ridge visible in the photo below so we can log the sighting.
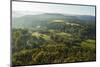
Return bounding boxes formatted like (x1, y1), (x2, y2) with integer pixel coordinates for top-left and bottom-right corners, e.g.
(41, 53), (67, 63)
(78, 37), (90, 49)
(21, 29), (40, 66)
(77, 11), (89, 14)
(12, 13), (95, 29)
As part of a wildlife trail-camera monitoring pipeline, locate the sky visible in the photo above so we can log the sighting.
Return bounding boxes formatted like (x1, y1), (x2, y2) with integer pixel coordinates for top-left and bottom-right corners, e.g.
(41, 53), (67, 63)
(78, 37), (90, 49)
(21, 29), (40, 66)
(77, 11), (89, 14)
(12, 1), (95, 16)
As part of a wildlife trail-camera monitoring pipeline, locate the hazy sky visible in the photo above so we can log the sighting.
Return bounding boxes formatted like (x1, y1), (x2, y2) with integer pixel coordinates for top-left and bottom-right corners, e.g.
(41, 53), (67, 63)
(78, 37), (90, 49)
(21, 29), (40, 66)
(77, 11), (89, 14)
(12, 1), (95, 16)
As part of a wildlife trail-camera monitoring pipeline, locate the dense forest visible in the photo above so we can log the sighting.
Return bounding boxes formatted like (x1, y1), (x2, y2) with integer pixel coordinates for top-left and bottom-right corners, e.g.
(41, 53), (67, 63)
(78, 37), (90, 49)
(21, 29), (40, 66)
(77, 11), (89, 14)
(12, 13), (96, 66)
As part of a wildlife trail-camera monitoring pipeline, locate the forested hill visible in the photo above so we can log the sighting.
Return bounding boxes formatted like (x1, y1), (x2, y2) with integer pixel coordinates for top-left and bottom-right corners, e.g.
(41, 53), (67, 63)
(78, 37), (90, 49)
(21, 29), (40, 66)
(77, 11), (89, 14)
(12, 13), (96, 65)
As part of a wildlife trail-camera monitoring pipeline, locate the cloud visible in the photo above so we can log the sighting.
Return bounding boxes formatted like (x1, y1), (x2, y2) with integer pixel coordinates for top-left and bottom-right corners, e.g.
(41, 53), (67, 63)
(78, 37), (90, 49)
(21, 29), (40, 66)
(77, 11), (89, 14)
(12, 1), (95, 16)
